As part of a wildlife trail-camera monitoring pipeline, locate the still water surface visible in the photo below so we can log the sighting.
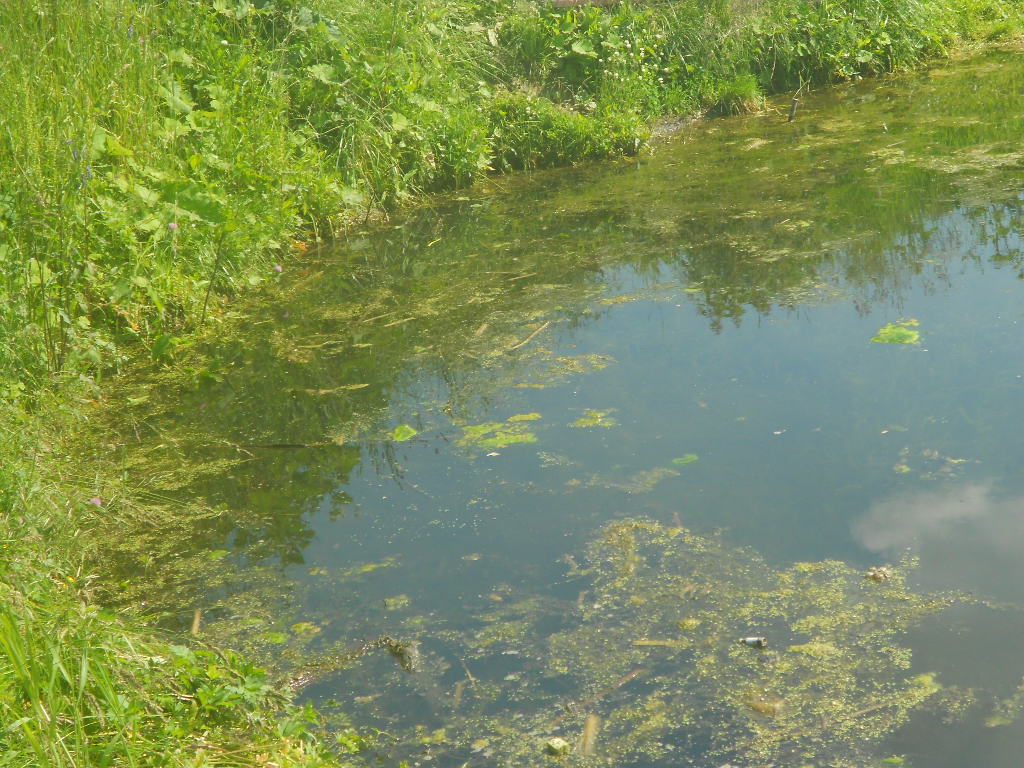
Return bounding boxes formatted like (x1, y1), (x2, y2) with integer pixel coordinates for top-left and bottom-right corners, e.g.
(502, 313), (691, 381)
(116, 47), (1024, 766)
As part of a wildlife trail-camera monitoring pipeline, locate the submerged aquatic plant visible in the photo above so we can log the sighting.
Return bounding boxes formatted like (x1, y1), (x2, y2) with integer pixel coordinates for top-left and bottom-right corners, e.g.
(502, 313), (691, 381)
(373, 520), (959, 767)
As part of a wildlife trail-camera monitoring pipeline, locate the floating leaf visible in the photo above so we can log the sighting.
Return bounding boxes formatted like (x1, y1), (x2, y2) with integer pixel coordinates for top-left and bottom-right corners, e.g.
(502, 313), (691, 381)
(392, 424), (419, 442)
(671, 454), (699, 466)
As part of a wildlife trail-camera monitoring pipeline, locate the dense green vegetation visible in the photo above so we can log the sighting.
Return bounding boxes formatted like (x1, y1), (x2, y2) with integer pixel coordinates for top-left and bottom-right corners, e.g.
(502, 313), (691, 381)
(2, 0), (1020, 386)
(0, 396), (372, 765)
(0, 0), (1021, 764)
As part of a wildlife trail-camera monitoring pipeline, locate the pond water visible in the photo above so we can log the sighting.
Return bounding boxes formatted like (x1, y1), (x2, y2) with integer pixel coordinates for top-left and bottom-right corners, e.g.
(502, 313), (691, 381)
(109, 46), (1024, 767)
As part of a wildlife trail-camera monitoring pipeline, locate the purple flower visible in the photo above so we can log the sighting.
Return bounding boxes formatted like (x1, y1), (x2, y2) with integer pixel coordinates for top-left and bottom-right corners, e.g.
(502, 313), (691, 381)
(168, 221), (179, 232)
(273, 264), (283, 273)
(88, 497), (103, 507)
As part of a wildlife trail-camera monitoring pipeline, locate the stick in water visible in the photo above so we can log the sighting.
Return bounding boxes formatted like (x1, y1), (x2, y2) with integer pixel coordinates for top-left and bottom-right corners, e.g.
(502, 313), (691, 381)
(507, 320), (550, 352)
(580, 714), (601, 756)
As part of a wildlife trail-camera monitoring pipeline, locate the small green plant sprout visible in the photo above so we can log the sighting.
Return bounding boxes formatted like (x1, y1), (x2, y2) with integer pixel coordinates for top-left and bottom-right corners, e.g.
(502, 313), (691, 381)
(871, 319), (921, 344)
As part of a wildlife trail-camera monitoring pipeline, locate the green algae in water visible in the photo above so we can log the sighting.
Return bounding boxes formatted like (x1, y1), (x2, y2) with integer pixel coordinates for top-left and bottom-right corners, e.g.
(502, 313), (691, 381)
(371, 520), (961, 768)
(872, 319), (921, 344)
(508, 412), (542, 422)
(573, 465), (681, 493)
(571, 409), (618, 428)
(458, 417), (540, 450)
(514, 354), (616, 389)
(986, 679), (1024, 727)
(291, 621), (321, 636)
(382, 594), (411, 611)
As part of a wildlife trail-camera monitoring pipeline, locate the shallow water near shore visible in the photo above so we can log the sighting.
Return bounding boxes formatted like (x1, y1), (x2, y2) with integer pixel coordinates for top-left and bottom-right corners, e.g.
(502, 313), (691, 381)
(107, 46), (1024, 766)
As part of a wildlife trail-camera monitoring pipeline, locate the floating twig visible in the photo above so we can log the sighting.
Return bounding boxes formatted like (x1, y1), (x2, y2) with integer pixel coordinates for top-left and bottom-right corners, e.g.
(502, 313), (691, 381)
(580, 713), (601, 755)
(507, 321), (550, 352)
(460, 658), (478, 685)
(632, 638), (689, 647)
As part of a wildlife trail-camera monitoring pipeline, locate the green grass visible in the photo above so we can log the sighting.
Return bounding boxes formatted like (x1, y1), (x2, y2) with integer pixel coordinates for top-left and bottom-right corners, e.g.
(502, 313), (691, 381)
(0, 0), (1021, 763)
(0, 396), (360, 766)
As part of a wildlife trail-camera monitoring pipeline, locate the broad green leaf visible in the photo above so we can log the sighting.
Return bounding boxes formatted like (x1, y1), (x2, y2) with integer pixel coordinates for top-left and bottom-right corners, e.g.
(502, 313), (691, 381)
(391, 111), (411, 131)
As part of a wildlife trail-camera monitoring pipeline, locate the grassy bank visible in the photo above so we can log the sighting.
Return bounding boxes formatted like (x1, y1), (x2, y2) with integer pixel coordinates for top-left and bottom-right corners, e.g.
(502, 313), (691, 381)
(2, 0), (1020, 386)
(1, 0), (1021, 764)
(0, 392), (370, 766)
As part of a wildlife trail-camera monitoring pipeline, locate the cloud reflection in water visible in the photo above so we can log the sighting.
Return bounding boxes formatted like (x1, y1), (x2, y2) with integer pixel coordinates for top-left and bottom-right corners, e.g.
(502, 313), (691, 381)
(853, 481), (1024, 598)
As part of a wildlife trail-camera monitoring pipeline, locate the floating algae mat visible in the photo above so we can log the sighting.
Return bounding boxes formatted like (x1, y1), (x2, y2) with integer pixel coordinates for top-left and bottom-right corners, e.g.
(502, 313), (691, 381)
(322, 520), (961, 768)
